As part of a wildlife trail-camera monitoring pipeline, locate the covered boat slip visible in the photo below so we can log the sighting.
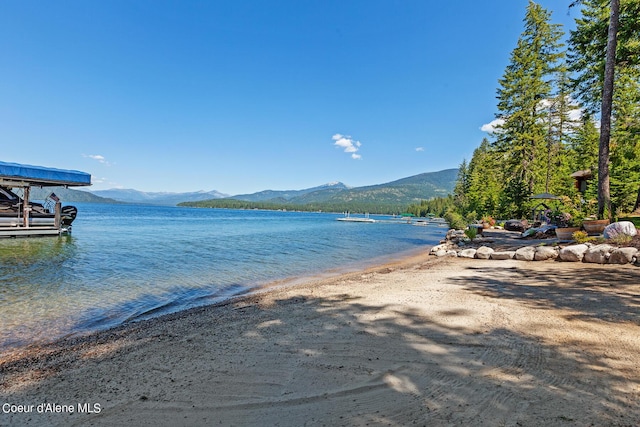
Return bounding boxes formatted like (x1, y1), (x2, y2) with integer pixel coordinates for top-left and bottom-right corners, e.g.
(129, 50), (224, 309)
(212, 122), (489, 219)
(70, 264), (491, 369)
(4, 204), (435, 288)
(0, 161), (91, 237)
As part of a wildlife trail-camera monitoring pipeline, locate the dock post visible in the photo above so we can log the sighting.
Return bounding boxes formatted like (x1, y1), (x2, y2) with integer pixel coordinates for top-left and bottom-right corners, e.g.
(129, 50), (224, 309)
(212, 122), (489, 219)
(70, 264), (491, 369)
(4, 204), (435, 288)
(22, 186), (31, 228)
(54, 201), (62, 229)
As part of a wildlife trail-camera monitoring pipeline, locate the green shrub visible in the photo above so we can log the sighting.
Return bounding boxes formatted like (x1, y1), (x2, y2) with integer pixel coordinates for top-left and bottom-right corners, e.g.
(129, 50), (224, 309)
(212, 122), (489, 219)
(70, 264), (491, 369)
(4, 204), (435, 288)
(572, 230), (595, 244)
(464, 227), (478, 240)
(464, 210), (478, 224)
(609, 234), (633, 245)
(444, 209), (467, 230)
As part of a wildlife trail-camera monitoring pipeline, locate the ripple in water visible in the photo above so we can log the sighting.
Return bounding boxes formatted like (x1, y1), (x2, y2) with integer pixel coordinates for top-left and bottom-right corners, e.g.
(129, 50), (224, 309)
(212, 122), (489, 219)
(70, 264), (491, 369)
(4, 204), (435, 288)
(0, 204), (447, 352)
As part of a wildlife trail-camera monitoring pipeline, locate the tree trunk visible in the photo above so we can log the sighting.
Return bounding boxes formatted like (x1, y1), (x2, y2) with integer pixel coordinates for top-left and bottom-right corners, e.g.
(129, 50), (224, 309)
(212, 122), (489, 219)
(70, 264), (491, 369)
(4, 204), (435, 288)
(597, 0), (619, 220)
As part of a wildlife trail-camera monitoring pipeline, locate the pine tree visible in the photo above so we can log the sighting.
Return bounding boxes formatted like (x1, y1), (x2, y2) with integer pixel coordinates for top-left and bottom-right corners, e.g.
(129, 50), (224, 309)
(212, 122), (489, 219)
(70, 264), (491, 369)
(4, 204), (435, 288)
(568, 112), (600, 201)
(453, 159), (469, 212)
(465, 138), (501, 218)
(610, 72), (640, 214)
(569, 0), (640, 216)
(493, 1), (565, 217)
(543, 69), (580, 197)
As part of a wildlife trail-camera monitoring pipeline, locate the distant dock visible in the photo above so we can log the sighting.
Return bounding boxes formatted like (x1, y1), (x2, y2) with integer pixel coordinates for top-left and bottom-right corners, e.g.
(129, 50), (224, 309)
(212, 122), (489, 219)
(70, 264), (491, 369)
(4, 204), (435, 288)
(336, 213), (376, 223)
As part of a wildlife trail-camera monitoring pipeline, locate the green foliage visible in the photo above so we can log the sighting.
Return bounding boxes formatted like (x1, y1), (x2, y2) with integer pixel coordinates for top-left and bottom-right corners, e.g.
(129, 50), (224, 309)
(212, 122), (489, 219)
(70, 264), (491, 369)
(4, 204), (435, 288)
(609, 233), (633, 245)
(405, 196), (455, 218)
(443, 208), (467, 230)
(466, 139), (501, 217)
(465, 211), (478, 224)
(464, 227), (478, 241)
(572, 230), (596, 244)
(609, 71), (640, 214)
(450, 1), (640, 221)
(569, 0), (640, 113)
(180, 198), (408, 215)
(183, 170), (458, 215)
(569, 0), (640, 216)
(493, 1), (565, 214)
(618, 216), (640, 227)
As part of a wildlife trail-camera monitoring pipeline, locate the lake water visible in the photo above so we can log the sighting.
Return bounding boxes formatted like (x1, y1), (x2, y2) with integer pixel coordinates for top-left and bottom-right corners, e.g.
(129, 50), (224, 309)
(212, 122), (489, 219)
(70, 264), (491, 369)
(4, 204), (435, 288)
(0, 204), (448, 353)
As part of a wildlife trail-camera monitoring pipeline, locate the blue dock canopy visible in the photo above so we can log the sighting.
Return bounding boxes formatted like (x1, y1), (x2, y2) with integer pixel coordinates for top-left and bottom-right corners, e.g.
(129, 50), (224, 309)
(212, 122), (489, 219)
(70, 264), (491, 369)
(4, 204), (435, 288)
(0, 161), (91, 187)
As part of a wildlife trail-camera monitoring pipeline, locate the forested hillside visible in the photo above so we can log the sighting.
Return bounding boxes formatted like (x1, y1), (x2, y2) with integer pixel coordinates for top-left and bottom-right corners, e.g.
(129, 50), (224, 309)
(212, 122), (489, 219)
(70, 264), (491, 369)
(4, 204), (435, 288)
(453, 1), (640, 222)
(180, 169), (458, 214)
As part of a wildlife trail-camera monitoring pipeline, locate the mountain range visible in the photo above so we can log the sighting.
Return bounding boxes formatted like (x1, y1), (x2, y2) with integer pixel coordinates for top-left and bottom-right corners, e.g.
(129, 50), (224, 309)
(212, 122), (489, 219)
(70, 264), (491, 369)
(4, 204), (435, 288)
(33, 168), (458, 209)
(182, 168), (459, 211)
(87, 189), (229, 206)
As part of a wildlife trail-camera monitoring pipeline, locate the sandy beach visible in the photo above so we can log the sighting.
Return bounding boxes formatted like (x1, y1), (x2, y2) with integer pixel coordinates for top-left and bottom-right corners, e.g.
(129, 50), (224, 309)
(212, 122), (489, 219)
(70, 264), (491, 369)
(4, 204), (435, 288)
(1, 252), (640, 426)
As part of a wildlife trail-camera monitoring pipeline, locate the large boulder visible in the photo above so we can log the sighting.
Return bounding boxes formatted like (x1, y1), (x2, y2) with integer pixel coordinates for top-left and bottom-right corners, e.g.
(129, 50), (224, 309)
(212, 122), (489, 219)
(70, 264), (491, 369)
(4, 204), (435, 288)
(459, 248), (477, 259)
(475, 246), (494, 259)
(559, 244), (589, 262)
(583, 244), (615, 264)
(514, 246), (536, 261)
(604, 221), (638, 240)
(608, 247), (638, 264)
(534, 246), (559, 261)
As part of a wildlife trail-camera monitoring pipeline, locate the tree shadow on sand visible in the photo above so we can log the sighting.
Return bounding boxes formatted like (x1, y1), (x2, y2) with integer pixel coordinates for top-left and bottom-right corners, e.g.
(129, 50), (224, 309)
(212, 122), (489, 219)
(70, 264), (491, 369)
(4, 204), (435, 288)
(455, 263), (640, 323)
(1, 265), (639, 426)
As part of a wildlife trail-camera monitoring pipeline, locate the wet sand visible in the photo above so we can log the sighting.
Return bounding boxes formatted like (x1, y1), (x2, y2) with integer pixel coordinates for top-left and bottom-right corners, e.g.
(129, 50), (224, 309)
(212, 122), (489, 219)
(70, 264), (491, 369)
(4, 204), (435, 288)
(1, 252), (639, 426)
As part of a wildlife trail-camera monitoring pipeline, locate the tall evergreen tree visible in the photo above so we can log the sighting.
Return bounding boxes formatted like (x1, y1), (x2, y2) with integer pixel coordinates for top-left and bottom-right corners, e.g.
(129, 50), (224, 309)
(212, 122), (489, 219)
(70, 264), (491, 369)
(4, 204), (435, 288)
(568, 112), (600, 201)
(493, 1), (565, 217)
(465, 138), (501, 217)
(543, 69), (580, 197)
(610, 71), (640, 213)
(453, 159), (469, 212)
(569, 0), (640, 217)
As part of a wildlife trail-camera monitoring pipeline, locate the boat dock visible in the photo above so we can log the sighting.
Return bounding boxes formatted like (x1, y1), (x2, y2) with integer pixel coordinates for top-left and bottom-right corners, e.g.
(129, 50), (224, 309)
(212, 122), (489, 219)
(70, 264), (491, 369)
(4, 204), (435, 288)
(336, 213), (376, 223)
(0, 161), (91, 238)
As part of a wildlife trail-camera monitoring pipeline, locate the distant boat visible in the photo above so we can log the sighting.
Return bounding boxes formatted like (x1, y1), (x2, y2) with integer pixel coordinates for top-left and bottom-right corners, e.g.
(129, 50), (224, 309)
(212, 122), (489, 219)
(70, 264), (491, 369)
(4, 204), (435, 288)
(336, 212), (376, 223)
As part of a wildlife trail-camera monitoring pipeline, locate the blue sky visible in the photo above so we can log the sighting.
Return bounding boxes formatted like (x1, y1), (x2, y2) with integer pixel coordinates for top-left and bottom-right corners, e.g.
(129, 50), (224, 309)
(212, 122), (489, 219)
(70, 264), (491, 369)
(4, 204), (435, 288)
(1, 0), (579, 195)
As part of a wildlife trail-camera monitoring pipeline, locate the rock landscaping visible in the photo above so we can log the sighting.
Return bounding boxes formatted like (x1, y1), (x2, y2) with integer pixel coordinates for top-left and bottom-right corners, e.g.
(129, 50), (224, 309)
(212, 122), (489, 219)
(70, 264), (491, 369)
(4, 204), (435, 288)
(431, 225), (640, 266)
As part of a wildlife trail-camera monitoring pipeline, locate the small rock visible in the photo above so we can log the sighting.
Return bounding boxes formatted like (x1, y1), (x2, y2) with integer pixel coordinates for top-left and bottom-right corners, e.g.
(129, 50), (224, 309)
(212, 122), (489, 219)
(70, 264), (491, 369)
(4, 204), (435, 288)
(430, 244), (448, 253)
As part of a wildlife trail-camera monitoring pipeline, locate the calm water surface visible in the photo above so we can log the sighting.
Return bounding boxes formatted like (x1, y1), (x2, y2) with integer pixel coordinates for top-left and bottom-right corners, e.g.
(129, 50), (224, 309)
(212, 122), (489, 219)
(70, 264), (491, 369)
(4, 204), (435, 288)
(0, 204), (447, 352)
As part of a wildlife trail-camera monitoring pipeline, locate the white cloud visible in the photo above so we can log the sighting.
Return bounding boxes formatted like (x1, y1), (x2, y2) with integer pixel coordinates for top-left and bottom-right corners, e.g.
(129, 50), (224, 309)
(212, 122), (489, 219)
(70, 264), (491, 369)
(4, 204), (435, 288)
(482, 97), (586, 134)
(332, 134), (362, 159)
(480, 118), (504, 133)
(415, 147), (424, 152)
(84, 154), (111, 165)
(569, 108), (582, 123)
